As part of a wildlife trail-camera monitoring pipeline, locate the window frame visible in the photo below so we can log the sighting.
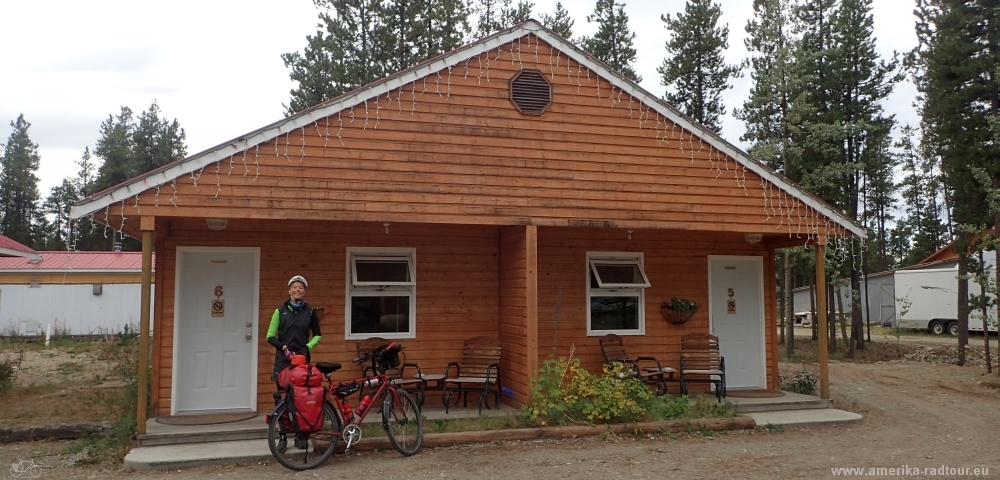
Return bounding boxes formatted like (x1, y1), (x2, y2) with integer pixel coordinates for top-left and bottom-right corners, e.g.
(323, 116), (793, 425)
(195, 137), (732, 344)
(586, 251), (648, 337)
(345, 247), (417, 340)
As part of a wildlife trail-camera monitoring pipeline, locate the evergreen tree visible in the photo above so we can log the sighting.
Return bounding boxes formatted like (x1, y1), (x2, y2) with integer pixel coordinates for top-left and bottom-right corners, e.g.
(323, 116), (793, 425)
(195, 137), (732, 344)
(41, 178), (79, 251)
(736, 0), (797, 171)
(76, 147), (96, 198)
(283, 0), (387, 115)
(659, 0), (739, 132)
(540, 2), (574, 39)
(418, 0), (471, 60)
(913, 0), (1000, 364)
(582, 0), (641, 82)
(0, 115), (42, 247)
(285, 0), (473, 115)
(132, 100), (186, 175)
(895, 124), (946, 266)
(93, 106), (136, 193)
(473, 0), (533, 38)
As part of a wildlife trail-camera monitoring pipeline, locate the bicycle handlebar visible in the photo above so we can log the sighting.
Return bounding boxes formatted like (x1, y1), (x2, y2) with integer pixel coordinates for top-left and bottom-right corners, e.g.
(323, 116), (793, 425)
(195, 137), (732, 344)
(351, 342), (402, 365)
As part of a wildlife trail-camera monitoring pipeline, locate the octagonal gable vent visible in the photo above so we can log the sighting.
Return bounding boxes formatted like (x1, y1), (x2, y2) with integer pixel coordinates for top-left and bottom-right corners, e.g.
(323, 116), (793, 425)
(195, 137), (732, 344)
(509, 70), (552, 115)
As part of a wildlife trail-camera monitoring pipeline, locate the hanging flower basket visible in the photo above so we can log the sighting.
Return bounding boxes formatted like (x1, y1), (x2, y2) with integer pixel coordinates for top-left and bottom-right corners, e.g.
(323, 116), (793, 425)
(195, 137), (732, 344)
(661, 298), (699, 325)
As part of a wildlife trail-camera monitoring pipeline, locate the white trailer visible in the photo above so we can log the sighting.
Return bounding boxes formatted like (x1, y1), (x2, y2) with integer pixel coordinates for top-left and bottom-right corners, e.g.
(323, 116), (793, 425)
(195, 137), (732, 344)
(893, 264), (999, 336)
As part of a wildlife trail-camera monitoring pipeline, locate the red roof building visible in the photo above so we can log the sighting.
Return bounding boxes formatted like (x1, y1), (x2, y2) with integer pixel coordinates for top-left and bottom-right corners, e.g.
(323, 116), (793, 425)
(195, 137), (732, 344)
(0, 234), (40, 261)
(0, 251), (154, 272)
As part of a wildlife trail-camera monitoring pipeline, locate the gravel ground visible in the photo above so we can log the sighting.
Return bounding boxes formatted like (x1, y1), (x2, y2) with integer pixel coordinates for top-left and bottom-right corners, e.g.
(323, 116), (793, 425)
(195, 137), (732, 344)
(3, 358), (998, 479)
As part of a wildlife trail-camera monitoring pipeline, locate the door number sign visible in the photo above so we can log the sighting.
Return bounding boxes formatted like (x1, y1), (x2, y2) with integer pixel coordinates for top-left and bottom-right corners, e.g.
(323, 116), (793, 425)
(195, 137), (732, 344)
(212, 285), (225, 317)
(727, 288), (736, 314)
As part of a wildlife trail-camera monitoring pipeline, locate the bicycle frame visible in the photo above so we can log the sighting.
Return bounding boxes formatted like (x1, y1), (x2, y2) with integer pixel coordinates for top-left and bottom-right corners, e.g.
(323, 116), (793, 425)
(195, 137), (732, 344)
(285, 366), (405, 449)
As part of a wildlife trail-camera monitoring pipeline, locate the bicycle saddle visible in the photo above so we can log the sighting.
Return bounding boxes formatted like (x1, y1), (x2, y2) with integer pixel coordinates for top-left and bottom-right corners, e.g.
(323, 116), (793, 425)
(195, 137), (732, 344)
(314, 362), (342, 374)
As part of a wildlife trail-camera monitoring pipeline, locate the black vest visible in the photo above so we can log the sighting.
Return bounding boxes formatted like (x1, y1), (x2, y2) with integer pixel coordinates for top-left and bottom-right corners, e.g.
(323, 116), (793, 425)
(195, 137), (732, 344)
(276, 301), (314, 354)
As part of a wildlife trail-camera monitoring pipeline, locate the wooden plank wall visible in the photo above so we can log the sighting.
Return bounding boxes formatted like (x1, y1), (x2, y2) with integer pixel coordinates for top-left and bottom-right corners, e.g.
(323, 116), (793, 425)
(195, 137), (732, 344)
(536, 226), (776, 392)
(104, 35), (833, 241)
(152, 219), (501, 415)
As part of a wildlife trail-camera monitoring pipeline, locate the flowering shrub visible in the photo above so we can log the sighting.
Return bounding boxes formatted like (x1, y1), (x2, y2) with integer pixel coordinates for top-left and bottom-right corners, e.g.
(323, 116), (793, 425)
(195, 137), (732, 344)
(523, 356), (651, 426)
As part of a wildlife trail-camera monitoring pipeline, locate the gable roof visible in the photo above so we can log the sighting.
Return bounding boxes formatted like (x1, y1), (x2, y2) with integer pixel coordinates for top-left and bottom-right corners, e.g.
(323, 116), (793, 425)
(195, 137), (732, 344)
(0, 234), (41, 262)
(70, 19), (864, 238)
(0, 251), (153, 272)
(919, 228), (993, 264)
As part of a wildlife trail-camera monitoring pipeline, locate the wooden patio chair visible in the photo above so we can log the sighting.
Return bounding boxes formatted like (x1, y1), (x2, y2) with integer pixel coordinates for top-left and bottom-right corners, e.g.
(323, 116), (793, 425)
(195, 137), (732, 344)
(679, 333), (726, 402)
(356, 337), (426, 406)
(599, 333), (676, 396)
(441, 336), (502, 414)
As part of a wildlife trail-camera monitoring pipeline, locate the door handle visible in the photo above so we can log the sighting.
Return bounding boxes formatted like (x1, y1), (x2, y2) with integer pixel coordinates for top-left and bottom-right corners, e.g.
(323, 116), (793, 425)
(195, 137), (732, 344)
(245, 333), (252, 341)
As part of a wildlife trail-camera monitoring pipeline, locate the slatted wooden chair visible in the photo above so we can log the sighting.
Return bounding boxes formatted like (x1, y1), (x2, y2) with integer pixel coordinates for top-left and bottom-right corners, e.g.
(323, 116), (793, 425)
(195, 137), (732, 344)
(679, 333), (726, 402)
(599, 334), (676, 396)
(357, 337), (426, 406)
(441, 336), (502, 414)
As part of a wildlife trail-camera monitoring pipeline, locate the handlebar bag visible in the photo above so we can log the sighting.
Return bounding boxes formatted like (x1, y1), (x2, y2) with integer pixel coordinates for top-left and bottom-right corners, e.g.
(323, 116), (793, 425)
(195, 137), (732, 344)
(286, 384), (326, 433)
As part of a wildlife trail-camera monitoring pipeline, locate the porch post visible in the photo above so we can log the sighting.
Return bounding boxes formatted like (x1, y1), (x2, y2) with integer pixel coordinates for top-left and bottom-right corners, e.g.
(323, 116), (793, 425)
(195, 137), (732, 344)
(138, 216), (154, 435)
(525, 225), (538, 400)
(814, 237), (829, 399)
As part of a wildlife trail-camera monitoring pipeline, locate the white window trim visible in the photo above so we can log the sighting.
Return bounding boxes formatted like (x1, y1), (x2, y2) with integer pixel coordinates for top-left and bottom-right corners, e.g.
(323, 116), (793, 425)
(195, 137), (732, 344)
(351, 255), (416, 287)
(588, 258), (651, 288)
(586, 251), (647, 337)
(345, 247), (417, 340)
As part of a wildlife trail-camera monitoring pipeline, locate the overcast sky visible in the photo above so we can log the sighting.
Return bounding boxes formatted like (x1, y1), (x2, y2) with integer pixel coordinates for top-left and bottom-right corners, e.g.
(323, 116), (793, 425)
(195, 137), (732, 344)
(0, 0), (917, 197)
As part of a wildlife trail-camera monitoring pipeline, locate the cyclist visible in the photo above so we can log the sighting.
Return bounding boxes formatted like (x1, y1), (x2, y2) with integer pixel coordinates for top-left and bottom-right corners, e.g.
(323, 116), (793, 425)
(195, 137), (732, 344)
(267, 275), (322, 450)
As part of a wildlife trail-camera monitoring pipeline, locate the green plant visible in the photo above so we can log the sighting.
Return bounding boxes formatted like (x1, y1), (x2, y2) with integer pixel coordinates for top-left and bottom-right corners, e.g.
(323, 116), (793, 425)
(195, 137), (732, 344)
(686, 397), (735, 418)
(0, 350), (24, 391)
(665, 297), (699, 313)
(779, 367), (818, 395)
(522, 351), (650, 426)
(643, 394), (689, 420)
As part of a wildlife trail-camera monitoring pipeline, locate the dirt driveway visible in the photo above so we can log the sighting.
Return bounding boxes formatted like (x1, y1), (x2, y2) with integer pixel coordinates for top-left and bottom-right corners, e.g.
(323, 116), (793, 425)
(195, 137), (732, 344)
(2, 356), (997, 479)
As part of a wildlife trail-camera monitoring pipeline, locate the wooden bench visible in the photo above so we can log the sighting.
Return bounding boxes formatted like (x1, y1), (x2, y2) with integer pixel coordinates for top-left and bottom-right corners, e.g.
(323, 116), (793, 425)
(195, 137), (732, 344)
(599, 333), (675, 396)
(356, 337), (426, 406)
(680, 333), (726, 402)
(441, 336), (502, 414)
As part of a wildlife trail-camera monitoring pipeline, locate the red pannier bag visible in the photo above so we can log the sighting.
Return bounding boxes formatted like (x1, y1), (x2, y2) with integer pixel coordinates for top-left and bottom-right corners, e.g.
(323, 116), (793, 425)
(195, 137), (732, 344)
(282, 364), (326, 432)
(286, 384), (325, 432)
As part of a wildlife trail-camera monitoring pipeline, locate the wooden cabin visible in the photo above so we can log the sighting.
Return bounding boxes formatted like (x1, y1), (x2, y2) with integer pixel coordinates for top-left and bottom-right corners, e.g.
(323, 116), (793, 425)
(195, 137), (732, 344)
(71, 20), (862, 421)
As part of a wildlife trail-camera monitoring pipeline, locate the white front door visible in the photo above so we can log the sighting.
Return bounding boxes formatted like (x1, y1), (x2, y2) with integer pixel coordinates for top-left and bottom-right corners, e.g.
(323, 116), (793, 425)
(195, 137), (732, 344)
(708, 256), (765, 390)
(174, 248), (259, 414)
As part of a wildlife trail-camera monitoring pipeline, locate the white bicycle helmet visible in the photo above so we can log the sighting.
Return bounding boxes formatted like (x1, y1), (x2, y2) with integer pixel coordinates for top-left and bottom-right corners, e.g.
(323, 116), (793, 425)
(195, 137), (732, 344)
(287, 275), (308, 288)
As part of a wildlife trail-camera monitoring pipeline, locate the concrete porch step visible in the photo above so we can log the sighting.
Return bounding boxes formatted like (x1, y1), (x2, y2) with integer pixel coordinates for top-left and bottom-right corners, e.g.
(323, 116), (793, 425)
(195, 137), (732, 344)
(732, 397), (831, 413)
(747, 408), (862, 428)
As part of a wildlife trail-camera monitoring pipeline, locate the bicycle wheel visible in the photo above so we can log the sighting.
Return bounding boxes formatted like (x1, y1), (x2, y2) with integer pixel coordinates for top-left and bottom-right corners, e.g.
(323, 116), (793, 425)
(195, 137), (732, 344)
(267, 402), (341, 471)
(382, 389), (422, 456)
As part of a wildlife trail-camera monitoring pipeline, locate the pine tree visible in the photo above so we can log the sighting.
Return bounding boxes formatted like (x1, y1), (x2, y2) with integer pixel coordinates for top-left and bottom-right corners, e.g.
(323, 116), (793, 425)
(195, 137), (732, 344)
(418, 0), (471, 60)
(285, 0), (473, 115)
(93, 106), (136, 193)
(132, 101), (187, 175)
(283, 0), (387, 115)
(0, 115), (42, 247)
(473, 0), (533, 38)
(659, 0), (739, 132)
(913, 0), (1000, 364)
(41, 178), (79, 251)
(895, 124), (946, 265)
(735, 0), (796, 171)
(582, 0), (641, 82)
(540, 2), (574, 39)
